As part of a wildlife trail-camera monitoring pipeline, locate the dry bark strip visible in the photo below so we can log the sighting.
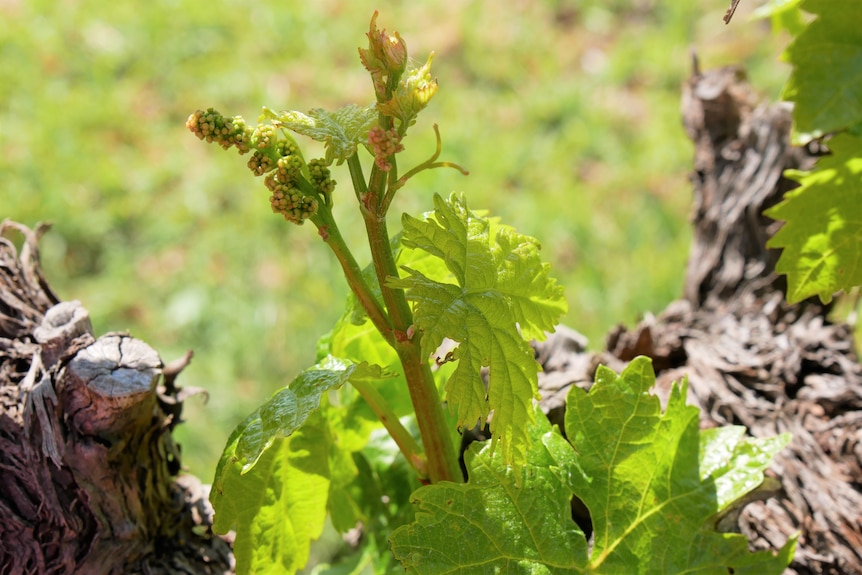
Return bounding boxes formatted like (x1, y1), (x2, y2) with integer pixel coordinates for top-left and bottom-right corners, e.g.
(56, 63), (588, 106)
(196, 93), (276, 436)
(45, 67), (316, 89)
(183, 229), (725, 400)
(0, 220), (233, 574)
(535, 66), (862, 574)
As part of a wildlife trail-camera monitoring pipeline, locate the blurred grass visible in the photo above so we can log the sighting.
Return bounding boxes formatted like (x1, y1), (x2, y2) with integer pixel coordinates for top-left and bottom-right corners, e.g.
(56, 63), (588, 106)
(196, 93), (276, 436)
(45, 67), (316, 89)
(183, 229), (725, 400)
(0, 0), (788, 479)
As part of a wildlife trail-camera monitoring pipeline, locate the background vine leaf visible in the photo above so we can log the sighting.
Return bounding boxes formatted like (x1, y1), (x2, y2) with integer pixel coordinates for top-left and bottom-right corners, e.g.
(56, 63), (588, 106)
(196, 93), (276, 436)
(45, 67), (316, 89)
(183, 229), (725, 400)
(389, 192), (567, 467)
(781, 0), (862, 141)
(765, 134), (862, 303)
(391, 357), (795, 574)
(752, 0), (806, 36)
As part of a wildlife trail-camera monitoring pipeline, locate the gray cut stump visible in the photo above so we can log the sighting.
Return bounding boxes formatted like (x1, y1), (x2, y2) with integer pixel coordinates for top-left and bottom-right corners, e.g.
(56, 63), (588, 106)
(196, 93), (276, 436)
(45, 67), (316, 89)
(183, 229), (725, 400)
(0, 220), (233, 574)
(535, 66), (862, 575)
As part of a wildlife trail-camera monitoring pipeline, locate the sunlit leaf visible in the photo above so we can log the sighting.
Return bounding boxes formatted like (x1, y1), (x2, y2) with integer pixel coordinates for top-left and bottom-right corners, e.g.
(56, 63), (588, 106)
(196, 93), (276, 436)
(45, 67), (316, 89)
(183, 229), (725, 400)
(781, 0), (862, 141)
(210, 357), (391, 574)
(391, 358), (796, 574)
(563, 357), (794, 574)
(270, 104), (377, 164)
(212, 417), (330, 575)
(765, 134), (862, 303)
(390, 410), (587, 574)
(389, 192), (567, 467)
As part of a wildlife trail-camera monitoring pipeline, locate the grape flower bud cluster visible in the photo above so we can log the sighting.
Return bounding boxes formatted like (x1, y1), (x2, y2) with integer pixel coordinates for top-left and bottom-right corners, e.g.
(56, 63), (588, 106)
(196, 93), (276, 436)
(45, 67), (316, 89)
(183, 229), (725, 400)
(368, 126), (404, 172)
(187, 108), (336, 225)
(186, 108), (251, 153)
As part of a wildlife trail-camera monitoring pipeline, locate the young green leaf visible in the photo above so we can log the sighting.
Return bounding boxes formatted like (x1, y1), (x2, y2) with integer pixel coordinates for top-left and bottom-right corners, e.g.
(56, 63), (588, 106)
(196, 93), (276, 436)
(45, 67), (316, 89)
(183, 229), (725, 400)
(268, 104), (377, 164)
(391, 357), (795, 574)
(564, 357), (795, 574)
(781, 0), (862, 141)
(377, 54), (438, 128)
(213, 356), (390, 475)
(390, 408), (588, 574)
(765, 134), (862, 303)
(752, 0), (805, 36)
(213, 416), (330, 575)
(389, 192), (567, 467)
(210, 357), (392, 575)
(699, 426), (789, 529)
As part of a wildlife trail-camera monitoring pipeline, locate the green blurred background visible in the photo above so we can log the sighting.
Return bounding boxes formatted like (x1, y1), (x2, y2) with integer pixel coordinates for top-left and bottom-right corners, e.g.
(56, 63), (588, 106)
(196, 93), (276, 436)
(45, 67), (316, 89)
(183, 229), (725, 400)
(1, 0), (787, 479)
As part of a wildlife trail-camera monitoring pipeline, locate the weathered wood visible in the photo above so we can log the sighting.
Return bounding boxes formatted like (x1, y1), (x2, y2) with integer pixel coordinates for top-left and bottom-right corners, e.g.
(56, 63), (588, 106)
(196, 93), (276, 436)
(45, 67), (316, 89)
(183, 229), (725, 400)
(0, 221), (233, 574)
(535, 66), (862, 574)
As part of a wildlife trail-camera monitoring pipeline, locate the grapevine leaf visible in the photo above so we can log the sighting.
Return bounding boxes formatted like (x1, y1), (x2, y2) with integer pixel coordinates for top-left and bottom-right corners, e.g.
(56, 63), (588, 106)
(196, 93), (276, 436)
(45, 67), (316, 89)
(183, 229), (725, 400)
(271, 104), (377, 164)
(311, 546), (376, 575)
(781, 0), (862, 141)
(390, 358), (795, 574)
(699, 427), (789, 529)
(765, 134), (862, 303)
(389, 409), (588, 574)
(753, 0), (803, 19)
(564, 357), (795, 573)
(752, 0), (806, 36)
(210, 357), (391, 574)
(212, 416), (330, 575)
(389, 192), (567, 466)
(214, 355), (389, 475)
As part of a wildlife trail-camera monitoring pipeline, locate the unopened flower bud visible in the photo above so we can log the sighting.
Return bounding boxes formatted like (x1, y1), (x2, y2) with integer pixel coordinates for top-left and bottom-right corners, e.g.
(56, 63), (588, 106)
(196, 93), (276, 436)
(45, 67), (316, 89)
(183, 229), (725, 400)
(359, 11), (409, 100)
(382, 31), (407, 76)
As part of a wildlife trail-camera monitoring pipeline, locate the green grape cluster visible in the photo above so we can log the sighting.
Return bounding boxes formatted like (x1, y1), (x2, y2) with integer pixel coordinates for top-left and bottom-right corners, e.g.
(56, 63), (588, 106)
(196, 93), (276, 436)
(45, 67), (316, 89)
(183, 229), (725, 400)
(247, 151), (275, 176)
(263, 156), (318, 225)
(266, 182), (318, 224)
(248, 133), (297, 177)
(186, 108), (250, 153)
(275, 153), (304, 183)
(187, 108), (338, 225)
(307, 158), (335, 200)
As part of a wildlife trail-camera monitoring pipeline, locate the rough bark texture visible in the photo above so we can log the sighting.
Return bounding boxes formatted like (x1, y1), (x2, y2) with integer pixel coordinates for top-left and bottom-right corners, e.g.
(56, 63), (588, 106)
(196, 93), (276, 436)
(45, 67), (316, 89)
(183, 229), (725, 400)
(535, 67), (862, 574)
(0, 220), (234, 574)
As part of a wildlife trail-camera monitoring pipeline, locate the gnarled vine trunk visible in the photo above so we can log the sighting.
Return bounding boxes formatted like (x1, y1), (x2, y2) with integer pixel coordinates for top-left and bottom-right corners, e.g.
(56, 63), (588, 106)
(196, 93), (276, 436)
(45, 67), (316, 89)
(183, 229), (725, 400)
(535, 65), (862, 575)
(0, 220), (234, 574)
